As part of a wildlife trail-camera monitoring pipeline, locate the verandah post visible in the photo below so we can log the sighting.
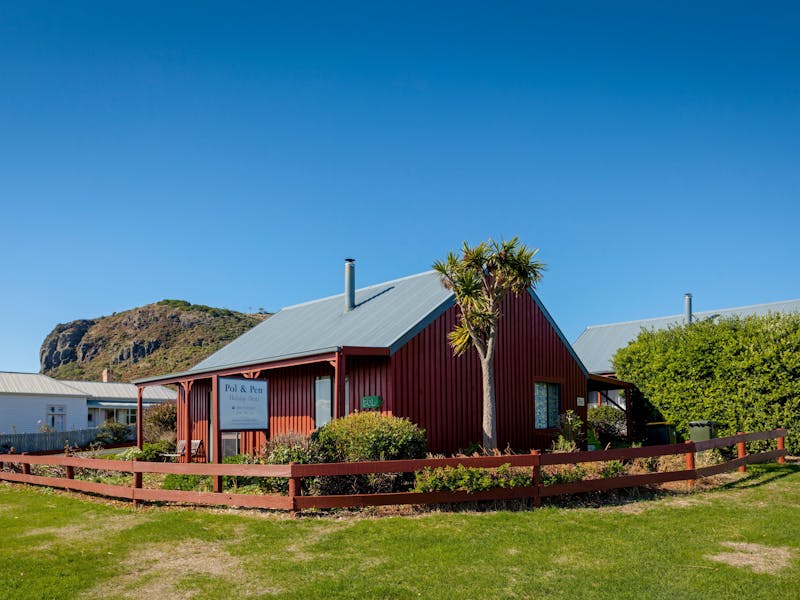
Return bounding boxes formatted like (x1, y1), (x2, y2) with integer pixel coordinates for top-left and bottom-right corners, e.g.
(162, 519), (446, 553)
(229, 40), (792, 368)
(776, 429), (786, 464)
(684, 440), (695, 490)
(737, 432), (747, 473)
(211, 375), (222, 493)
(531, 450), (541, 508)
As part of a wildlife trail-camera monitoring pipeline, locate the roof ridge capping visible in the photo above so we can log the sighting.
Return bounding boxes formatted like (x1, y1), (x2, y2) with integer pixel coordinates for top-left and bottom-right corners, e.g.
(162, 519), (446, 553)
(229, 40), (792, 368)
(280, 269), (439, 311)
(582, 297), (800, 331)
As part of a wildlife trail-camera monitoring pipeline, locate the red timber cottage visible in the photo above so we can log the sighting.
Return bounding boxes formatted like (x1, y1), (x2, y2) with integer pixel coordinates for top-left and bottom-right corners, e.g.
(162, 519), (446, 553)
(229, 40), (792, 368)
(135, 260), (613, 461)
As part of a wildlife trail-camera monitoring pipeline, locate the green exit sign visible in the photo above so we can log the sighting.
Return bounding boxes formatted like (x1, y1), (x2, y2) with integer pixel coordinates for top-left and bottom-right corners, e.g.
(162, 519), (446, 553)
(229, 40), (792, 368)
(361, 395), (382, 410)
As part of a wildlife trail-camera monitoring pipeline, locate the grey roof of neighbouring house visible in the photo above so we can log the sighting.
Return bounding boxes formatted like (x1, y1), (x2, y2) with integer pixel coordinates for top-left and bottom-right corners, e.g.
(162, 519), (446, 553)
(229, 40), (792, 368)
(0, 372), (174, 402)
(0, 372), (87, 397)
(61, 380), (175, 402)
(189, 270), (455, 373)
(574, 298), (800, 374)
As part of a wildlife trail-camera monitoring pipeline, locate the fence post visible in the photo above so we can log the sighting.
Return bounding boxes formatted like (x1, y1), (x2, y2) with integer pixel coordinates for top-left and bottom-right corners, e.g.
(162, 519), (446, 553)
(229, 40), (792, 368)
(684, 441), (695, 490)
(288, 461), (301, 517)
(776, 430), (786, 465)
(531, 450), (541, 508)
(21, 452), (30, 476)
(737, 432), (747, 473)
(132, 458), (142, 508)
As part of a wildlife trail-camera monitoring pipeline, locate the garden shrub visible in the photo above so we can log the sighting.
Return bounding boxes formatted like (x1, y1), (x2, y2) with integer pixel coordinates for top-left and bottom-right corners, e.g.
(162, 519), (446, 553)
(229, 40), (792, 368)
(588, 406), (627, 447)
(143, 401), (177, 444)
(162, 473), (211, 491)
(312, 411), (426, 462)
(95, 420), (133, 446)
(116, 441), (175, 462)
(541, 464), (586, 485)
(614, 312), (800, 453)
(310, 412), (427, 494)
(258, 433), (318, 494)
(413, 463), (530, 493)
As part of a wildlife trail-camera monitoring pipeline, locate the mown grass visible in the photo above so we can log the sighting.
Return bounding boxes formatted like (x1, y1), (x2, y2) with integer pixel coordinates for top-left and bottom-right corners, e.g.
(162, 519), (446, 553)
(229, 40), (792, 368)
(1, 463), (798, 599)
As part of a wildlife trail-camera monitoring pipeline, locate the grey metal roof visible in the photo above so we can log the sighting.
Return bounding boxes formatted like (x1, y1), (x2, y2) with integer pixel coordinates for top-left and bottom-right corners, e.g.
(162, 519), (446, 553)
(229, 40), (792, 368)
(0, 372), (175, 401)
(190, 270), (454, 373)
(573, 298), (800, 374)
(0, 372), (87, 397)
(62, 380), (175, 401)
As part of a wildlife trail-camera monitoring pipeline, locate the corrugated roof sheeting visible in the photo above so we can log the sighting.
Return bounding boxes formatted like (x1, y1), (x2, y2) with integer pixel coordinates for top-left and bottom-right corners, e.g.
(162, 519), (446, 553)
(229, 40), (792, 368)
(62, 380), (176, 401)
(191, 270), (454, 372)
(0, 372), (175, 401)
(0, 372), (87, 396)
(574, 298), (800, 374)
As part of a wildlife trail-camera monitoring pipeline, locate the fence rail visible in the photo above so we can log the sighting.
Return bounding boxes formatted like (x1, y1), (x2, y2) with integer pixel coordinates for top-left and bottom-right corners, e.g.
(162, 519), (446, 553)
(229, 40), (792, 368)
(0, 429), (788, 515)
(0, 428), (104, 453)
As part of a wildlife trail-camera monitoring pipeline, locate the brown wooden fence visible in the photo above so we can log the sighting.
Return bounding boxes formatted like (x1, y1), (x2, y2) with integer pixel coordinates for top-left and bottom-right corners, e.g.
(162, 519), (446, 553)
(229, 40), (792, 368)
(0, 429), (788, 515)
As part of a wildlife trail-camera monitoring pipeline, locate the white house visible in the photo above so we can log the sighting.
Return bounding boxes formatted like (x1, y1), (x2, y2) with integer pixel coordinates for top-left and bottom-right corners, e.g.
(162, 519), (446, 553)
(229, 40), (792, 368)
(0, 372), (175, 434)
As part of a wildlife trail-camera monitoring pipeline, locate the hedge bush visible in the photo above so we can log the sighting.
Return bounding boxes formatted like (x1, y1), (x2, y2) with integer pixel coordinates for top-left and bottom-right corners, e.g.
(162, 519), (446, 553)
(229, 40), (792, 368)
(311, 411), (426, 462)
(614, 312), (800, 454)
(95, 421), (132, 446)
(311, 412), (427, 494)
(143, 401), (177, 444)
(587, 406), (627, 447)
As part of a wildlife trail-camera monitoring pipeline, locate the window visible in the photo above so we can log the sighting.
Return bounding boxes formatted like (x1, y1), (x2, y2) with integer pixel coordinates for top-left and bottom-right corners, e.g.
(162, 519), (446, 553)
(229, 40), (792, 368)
(534, 383), (560, 429)
(344, 376), (350, 416)
(46, 405), (66, 432)
(315, 376), (333, 429)
(221, 432), (240, 459)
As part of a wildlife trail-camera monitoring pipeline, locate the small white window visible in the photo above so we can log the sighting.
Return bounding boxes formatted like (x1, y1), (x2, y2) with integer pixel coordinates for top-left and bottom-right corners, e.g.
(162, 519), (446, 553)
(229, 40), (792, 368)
(315, 376), (333, 429)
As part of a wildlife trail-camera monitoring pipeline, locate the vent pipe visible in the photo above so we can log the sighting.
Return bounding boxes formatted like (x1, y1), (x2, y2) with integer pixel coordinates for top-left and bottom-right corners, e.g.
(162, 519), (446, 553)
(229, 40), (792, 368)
(684, 293), (693, 325)
(344, 258), (355, 312)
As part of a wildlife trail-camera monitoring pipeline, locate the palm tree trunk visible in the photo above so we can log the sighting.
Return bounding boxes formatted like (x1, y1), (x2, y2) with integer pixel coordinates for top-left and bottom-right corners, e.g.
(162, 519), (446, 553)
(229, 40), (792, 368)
(480, 356), (497, 449)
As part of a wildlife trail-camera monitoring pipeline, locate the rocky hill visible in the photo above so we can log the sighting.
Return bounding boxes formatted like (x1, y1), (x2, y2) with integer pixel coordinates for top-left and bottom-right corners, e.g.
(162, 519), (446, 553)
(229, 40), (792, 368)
(40, 300), (269, 382)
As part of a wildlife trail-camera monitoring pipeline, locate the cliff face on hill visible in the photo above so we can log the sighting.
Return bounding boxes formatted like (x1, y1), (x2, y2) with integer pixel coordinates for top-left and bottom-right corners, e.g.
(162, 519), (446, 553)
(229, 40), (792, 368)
(40, 300), (269, 382)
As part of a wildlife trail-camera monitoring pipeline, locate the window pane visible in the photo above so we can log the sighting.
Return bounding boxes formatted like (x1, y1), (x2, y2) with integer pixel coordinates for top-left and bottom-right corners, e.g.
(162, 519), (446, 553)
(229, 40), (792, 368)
(547, 384), (561, 429)
(315, 377), (332, 429)
(534, 383), (548, 429)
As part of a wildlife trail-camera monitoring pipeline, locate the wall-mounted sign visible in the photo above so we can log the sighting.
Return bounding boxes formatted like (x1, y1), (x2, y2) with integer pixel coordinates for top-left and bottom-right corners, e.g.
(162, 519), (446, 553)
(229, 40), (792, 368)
(361, 395), (382, 410)
(219, 377), (268, 430)
(577, 397), (585, 407)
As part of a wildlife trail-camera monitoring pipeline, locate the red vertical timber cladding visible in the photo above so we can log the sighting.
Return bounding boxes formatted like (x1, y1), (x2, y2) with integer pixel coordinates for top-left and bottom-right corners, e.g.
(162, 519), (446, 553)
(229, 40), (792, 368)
(347, 357), (389, 413)
(189, 380), (211, 462)
(391, 292), (587, 453)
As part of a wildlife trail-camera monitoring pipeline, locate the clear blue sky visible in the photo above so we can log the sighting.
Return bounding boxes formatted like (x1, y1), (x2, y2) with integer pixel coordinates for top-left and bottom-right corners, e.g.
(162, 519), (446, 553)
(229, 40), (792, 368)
(1, 2), (798, 374)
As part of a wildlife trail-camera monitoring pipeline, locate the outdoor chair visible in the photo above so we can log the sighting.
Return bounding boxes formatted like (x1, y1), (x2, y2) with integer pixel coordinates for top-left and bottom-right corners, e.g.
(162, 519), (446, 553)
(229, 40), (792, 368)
(161, 439), (203, 462)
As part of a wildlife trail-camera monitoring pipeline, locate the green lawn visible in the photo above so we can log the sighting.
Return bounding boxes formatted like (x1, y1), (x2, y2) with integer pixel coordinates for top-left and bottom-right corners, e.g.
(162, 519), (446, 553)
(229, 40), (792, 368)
(1, 463), (798, 599)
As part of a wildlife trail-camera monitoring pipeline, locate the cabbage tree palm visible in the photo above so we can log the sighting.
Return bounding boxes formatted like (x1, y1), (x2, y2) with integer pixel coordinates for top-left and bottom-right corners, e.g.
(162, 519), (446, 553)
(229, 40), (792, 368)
(433, 237), (545, 449)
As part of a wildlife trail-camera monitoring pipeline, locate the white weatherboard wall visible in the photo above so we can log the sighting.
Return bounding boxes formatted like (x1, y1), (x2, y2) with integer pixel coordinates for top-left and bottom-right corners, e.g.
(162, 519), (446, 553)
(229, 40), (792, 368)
(0, 394), (88, 434)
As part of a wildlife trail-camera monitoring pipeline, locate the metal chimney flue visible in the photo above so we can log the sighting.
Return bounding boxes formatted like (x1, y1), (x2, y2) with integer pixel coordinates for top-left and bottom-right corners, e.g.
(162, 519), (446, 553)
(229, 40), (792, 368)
(684, 293), (693, 325)
(344, 258), (355, 312)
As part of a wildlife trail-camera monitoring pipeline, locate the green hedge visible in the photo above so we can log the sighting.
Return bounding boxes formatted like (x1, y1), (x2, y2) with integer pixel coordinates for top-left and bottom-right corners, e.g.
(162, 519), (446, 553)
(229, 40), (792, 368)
(614, 312), (800, 454)
(311, 411), (426, 462)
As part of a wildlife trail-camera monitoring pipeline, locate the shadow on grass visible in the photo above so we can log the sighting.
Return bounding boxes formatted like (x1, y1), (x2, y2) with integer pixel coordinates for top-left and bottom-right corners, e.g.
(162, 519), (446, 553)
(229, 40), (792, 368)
(716, 462), (800, 491)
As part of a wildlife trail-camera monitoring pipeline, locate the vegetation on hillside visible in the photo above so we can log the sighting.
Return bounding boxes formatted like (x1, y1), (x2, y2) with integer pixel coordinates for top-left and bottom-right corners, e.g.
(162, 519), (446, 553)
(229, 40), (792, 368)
(614, 312), (800, 454)
(40, 300), (269, 382)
